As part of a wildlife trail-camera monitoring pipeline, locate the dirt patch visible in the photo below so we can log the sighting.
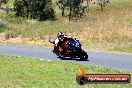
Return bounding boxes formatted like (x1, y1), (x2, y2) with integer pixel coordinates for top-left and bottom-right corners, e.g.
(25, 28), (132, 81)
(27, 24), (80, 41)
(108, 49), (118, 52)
(0, 33), (49, 46)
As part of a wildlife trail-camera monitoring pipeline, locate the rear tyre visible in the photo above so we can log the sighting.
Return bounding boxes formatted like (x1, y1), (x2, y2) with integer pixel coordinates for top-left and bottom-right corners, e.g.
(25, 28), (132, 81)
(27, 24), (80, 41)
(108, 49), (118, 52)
(59, 54), (65, 59)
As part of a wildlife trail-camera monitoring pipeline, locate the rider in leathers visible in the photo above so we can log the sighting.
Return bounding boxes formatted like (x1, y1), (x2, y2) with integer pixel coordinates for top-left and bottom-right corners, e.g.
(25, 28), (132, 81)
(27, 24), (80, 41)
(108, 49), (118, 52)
(54, 32), (66, 57)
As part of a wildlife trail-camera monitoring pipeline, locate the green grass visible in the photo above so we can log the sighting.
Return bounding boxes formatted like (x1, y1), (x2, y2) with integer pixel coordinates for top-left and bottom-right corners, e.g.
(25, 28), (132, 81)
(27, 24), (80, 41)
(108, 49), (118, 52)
(0, 54), (132, 88)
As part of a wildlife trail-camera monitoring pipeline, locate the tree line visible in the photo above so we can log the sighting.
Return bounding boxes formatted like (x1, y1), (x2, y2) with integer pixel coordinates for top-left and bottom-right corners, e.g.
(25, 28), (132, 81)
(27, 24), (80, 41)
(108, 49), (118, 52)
(0, 0), (110, 21)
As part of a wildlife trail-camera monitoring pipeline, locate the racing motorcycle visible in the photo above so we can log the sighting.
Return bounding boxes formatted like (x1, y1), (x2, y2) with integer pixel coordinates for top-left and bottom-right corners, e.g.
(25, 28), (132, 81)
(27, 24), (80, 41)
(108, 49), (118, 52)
(49, 37), (88, 61)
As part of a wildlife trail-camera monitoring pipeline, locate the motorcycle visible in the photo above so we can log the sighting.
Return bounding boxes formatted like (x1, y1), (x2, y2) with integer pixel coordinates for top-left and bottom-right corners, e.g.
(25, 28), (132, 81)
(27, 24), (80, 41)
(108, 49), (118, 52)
(49, 37), (88, 61)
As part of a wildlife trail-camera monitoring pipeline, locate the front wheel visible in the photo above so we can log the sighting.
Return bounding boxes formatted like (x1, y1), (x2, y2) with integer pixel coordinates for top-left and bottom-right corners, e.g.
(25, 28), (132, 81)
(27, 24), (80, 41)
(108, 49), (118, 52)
(80, 50), (88, 61)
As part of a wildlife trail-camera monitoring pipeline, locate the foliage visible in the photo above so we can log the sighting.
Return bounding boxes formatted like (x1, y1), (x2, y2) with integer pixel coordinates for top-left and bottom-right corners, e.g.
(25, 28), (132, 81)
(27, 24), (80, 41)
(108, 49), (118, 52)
(57, 0), (86, 21)
(0, 28), (5, 33)
(69, 0), (86, 21)
(0, 0), (8, 6)
(93, 0), (110, 10)
(13, 0), (56, 21)
(56, 0), (70, 16)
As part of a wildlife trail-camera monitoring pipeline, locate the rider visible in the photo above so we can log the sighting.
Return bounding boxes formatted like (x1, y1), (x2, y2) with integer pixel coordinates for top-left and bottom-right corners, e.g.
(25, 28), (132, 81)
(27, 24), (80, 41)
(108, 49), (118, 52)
(54, 32), (66, 56)
(55, 32), (65, 46)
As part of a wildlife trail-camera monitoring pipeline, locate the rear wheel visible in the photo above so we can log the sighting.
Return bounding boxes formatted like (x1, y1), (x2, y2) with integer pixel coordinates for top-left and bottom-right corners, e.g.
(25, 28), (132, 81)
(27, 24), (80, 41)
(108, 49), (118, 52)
(59, 54), (65, 59)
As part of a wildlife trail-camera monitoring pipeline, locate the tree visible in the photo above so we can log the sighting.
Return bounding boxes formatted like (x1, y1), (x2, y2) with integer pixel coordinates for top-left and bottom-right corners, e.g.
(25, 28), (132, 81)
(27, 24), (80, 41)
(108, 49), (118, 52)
(93, 0), (110, 10)
(0, 0), (9, 13)
(14, 0), (56, 21)
(69, 0), (87, 21)
(56, 0), (86, 21)
(56, 0), (70, 16)
(0, 0), (8, 7)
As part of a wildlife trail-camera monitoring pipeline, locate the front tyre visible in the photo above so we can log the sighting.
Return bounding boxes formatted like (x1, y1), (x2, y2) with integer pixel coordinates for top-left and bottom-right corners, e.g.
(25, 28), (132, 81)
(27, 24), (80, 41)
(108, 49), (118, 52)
(80, 50), (88, 61)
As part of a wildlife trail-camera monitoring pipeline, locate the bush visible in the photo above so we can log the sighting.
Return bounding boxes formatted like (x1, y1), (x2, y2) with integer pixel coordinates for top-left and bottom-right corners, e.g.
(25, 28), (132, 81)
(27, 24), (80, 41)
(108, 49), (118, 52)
(13, 0), (56, 21)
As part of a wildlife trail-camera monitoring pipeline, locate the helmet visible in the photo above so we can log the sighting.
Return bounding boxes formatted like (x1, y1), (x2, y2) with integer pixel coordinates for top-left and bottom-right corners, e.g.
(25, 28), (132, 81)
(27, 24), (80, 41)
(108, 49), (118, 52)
(57, 32), (64, 38)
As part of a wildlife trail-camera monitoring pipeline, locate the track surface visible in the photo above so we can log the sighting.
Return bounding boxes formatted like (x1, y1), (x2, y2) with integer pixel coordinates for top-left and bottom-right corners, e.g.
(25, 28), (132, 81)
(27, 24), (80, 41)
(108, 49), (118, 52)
(0, 44), (132, 71)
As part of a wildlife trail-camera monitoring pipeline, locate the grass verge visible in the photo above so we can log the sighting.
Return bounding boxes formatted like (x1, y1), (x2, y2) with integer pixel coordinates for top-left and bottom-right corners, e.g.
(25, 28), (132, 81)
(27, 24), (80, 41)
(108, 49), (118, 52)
(0, 54), (132, 88)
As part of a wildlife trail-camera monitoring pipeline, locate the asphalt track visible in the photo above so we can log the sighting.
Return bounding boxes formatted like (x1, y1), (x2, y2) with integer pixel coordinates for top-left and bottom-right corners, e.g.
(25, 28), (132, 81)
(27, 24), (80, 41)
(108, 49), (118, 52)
(0, 44), (132, 71)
